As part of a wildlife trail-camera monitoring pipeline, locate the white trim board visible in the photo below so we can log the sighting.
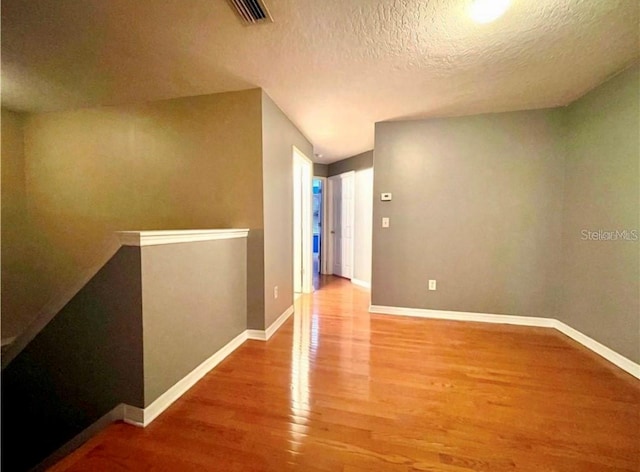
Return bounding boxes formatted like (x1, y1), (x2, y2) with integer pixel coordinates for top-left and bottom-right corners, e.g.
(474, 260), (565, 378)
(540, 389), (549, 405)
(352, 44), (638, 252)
(247, 305), (294, 341)
(369, 305), (554, 327)
(117, 229), (249, 247)
(369, 305), (640, 380)
(553, 320), (640, 379)
(351, 278), (371, 290)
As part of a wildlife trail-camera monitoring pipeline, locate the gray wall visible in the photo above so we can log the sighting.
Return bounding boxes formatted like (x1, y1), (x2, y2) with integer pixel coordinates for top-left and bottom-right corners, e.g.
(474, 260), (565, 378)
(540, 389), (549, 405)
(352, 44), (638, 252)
(261, 92), (313, 329)
(328, 150), (374, 176)
(141, 238), (247, 405)
(4, 86), (315, 338)
(4, 90), (263, 340)
(561, 65), (639, 363)
(372, 65), (640, 363)
(313, 163), (329, 177)
(1, 108), (41, 337)
(372, 110), (565, 317)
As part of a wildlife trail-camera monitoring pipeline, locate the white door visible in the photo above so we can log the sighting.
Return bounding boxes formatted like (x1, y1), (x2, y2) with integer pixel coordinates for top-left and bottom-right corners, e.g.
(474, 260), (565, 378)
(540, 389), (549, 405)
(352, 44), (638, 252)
(340, 172), (355, 279)
(329, 175), (342, 276)
(328, 172), (355, 279)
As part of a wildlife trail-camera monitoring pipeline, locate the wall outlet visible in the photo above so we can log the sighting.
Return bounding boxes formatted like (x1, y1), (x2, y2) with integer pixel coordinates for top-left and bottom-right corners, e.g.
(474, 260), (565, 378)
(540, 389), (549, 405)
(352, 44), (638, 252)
(382, 217), (390, 228)
(428, 280), (437, 291)
(274, 286), (279, 299)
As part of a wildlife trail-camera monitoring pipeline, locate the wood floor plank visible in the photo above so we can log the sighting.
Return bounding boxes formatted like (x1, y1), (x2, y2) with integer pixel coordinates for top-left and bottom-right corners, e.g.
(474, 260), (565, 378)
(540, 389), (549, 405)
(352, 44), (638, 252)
(49, 276), (640, 471)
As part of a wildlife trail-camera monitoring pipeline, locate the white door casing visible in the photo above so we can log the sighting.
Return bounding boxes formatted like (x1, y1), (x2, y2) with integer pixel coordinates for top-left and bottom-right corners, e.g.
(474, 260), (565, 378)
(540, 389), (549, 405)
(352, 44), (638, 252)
(293, 147), (313, 294)
(293, 159), (303, 293)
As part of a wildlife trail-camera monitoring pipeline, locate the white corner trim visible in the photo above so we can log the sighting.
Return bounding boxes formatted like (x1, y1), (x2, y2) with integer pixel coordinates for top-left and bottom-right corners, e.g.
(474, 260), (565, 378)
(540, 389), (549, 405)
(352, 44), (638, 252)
(247, 305), (294, 341)
(246, 329), (267, 341)
(369, 305), (640, 380)
(122, 404), (145, 427)
(121, 308), (295, 428)
(553, 320), (640, 379)
(123, 330), (248, 427)
(117, 229), (249, 247)
(266, 305), (294, 339)
(369, 305), (554, 327)
(351, 278), (371, 290)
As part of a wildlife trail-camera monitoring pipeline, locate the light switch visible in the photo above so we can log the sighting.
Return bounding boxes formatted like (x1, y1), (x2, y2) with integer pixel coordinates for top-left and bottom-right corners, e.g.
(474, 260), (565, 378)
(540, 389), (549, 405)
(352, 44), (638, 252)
(381, 193), (392, 201)
(382, 217), (390, 228)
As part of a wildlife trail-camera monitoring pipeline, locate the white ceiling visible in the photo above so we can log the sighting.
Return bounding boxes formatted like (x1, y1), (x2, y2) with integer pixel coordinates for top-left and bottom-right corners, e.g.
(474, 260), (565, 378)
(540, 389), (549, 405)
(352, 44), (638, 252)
(2, 0), (638, 163)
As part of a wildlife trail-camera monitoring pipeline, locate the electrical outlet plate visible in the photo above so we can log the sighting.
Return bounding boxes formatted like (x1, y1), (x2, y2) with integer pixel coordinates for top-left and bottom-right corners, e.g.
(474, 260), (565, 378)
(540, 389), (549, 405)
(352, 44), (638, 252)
(428, 280), (437, 291)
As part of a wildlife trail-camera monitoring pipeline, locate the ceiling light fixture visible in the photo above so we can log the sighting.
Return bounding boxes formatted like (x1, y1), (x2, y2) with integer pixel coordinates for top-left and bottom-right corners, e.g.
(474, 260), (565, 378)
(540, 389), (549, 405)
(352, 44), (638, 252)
(469, 0), (511, 24)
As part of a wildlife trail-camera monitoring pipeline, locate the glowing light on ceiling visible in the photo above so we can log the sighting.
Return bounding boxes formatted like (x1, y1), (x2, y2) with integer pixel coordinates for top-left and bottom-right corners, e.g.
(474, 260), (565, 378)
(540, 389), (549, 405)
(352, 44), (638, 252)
(469, 0), (511, 24)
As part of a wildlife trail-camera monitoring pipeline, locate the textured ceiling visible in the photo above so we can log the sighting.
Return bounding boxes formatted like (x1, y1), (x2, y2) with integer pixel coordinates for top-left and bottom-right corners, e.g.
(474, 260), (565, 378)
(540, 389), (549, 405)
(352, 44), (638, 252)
(2, 0), (639, 162)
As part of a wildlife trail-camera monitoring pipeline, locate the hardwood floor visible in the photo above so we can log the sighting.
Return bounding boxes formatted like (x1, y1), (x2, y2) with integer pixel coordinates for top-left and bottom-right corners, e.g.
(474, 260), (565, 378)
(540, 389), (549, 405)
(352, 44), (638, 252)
(51, 276), (639, 471)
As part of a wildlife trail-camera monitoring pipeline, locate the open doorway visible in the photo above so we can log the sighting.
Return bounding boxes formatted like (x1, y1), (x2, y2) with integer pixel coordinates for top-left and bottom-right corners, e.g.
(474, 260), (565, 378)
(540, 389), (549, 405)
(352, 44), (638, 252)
(293, 147), (313, 295)
(312, 177), (327, 290)
(312, 178), (323, 278)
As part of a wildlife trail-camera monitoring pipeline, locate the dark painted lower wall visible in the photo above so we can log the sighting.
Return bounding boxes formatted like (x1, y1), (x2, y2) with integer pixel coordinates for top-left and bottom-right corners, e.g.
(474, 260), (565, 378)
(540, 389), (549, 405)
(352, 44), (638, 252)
(1, 247), (144, 472)
(2, 235), (251, 470)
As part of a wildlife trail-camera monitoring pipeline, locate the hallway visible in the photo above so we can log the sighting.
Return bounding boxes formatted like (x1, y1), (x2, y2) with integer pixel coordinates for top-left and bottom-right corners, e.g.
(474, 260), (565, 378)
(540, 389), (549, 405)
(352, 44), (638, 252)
(52, 277), (639, 471)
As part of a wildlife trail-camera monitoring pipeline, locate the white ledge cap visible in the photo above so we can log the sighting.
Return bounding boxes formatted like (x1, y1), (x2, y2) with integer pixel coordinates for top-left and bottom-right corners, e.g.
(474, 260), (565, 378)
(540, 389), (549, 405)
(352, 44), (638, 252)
(117, 229), (249, 246)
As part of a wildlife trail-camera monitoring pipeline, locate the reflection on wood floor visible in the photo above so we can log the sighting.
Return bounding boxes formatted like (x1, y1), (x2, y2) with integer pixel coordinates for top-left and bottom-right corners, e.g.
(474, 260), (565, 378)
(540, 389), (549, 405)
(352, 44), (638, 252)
(51, 276), (639, 471)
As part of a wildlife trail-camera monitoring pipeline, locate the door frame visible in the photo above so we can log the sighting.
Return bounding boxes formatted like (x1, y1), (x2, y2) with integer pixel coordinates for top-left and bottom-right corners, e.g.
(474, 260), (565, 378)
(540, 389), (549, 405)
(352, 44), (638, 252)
(293, 146), (314, 294)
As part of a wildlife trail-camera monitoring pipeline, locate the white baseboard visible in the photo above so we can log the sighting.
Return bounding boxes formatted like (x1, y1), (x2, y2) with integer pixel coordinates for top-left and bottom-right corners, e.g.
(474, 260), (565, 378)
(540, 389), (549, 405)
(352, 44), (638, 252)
(123, 330), (249, 427)
(122, 307), (295, 428)
(246, 329), (267, 341)
(351, 278), (371, 289)
(369, 305), (639, 380)
(247, 329), (267, 341)
(369, 305), (554, 327)
(247, 305), (294, 341)
(553, 320), (640, 379)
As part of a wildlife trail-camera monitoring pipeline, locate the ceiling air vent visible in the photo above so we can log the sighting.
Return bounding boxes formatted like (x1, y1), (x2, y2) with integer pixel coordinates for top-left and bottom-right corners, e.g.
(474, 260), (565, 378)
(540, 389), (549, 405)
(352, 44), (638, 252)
(228, 0), (273, 24)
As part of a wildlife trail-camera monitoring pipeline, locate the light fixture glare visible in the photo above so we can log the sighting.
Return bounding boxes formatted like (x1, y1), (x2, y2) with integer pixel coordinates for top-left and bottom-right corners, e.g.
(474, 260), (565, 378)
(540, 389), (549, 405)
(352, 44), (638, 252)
(469, 0), (511, 24)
